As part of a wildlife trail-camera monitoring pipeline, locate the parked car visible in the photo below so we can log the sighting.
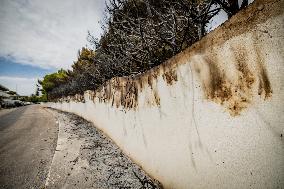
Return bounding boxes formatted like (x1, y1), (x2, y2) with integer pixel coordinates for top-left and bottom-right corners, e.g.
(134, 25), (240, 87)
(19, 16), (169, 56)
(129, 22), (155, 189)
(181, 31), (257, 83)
(1, 99), (25, 108)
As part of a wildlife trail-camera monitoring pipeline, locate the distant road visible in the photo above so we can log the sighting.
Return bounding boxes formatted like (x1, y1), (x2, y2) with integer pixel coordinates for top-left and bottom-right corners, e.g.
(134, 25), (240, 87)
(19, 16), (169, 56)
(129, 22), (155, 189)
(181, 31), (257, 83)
(0, 105), (58, 189)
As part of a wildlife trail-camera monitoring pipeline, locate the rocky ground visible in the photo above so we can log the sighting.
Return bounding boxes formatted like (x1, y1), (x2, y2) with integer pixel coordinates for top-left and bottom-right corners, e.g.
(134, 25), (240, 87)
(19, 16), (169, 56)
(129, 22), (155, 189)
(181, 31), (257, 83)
(46, 108), (162, 189)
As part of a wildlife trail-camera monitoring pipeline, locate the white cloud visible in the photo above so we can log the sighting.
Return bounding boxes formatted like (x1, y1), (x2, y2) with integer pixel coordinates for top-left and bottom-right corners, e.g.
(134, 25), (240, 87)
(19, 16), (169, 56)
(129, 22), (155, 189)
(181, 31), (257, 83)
(0, 76), (38, 96)
(0, 0), (105, 70)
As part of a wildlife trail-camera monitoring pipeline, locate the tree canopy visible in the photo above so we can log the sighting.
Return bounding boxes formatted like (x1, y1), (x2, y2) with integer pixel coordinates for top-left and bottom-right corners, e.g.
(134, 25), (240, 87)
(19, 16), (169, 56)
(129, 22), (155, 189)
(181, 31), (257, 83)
(39, 0), (249, 100)
(0, 84), (9, 91)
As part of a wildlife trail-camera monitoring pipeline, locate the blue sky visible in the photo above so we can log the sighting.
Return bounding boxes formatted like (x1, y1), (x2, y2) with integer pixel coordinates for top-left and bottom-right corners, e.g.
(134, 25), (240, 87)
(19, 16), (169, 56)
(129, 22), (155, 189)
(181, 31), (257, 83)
(0, 57), (54, 78)
(0, 0), (105, 95)
(0, 57), (54, 94)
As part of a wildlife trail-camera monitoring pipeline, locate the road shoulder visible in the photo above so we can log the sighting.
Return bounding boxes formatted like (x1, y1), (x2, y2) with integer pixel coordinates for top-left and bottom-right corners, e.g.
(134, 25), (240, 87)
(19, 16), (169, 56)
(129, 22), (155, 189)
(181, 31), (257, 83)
(45, 108), (162, 189)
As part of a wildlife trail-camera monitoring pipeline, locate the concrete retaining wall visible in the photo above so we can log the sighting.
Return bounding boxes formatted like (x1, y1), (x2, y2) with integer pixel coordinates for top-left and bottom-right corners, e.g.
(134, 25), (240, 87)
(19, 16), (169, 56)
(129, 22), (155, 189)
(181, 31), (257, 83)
(46, 0), (284, 188)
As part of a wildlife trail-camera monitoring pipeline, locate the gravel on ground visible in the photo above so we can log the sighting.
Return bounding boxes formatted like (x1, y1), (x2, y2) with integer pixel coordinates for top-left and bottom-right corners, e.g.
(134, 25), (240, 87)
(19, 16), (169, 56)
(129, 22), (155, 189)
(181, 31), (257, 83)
(46, 108), (162, 189)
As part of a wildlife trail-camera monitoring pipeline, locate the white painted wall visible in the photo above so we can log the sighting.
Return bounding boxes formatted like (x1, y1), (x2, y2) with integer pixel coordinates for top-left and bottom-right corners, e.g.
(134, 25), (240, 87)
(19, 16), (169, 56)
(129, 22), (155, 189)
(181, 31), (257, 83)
(46, 1), (284, 188)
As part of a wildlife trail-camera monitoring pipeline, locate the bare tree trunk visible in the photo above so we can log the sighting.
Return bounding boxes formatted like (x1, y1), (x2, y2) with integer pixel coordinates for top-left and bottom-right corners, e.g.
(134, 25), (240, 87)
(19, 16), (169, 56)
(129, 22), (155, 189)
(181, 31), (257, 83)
(213, 0), (241, 18)
(197, 5), (203, 40)
(240, 0), (248, 9)
(227, 0), (239, 18)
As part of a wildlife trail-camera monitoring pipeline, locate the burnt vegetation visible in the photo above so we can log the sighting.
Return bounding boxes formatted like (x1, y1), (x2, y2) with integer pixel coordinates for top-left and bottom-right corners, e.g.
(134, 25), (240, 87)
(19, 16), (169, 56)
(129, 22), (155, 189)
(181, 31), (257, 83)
(39, 0), (249, 100)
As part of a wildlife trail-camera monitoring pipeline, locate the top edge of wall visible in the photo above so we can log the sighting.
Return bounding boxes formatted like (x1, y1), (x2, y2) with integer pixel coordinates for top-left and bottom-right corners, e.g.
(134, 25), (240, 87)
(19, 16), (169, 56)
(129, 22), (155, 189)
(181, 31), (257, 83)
(85, 0), (283, 94)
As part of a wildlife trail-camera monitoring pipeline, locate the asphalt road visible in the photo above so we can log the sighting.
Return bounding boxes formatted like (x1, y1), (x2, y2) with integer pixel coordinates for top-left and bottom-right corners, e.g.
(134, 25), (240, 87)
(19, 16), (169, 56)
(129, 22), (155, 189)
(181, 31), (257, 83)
(0, 105), (58, 189)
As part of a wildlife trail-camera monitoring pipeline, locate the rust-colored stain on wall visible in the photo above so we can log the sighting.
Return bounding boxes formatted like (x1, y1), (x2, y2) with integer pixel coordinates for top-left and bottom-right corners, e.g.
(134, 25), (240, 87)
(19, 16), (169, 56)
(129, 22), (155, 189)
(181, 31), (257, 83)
(86, 68), (163, 110)
(59, 40), (273, 116)
(258, 65), (272, 99)
(255, 45), (273, 99)
(193, 43), (272, 116)
(59, 93), (85, 103)
(161, 62), (178, 85)
(162, 69), (178, 85)
(57, 0), (279, 116)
